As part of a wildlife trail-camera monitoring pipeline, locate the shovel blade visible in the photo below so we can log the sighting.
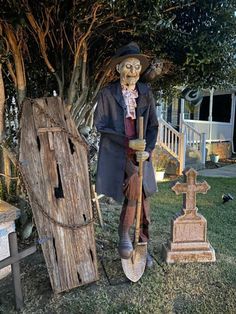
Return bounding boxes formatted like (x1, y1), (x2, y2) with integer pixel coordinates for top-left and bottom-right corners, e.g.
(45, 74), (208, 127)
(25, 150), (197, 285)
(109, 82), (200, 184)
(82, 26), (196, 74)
(121, 243), (147, 282)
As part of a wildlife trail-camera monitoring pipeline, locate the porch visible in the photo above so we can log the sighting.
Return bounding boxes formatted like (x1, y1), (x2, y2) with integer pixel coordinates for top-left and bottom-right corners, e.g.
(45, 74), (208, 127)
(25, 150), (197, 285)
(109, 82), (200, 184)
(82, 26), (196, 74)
(181, 89), (235, 150)
(156, 88), (236, 174)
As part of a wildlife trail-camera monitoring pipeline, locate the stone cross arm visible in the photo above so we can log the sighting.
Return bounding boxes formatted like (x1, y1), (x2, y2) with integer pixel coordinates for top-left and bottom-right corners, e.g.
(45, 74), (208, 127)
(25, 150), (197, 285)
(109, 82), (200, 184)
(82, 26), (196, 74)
(172, 181), (210, 195)
(171, 168), (210, 211)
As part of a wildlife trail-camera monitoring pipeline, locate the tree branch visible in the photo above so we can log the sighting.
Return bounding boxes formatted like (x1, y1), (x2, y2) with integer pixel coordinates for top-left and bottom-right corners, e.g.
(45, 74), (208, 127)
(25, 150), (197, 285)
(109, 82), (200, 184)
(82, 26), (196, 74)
(6, 62), (17, 87)
(81, 41), (87, 90)
(4, 23), (26, 105)
(67, 64), (81, 108)
(73, 3), (102, 69)
(71, 87), (88, 118)
(25, 8), (63, 97)
(26, 11), (55, 73)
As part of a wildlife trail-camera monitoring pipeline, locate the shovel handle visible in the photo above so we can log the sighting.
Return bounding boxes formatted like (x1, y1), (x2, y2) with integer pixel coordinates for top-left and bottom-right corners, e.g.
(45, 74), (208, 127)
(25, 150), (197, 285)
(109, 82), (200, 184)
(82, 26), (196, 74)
(139, 116), (143, 140)
(135, 117), (144, 246)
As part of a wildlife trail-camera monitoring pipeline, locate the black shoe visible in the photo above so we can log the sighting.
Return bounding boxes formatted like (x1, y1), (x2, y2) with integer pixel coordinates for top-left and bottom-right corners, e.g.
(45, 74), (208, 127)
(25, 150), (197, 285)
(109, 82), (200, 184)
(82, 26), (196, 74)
(146, 253), (153, 268)
(118, 233), (133, 259)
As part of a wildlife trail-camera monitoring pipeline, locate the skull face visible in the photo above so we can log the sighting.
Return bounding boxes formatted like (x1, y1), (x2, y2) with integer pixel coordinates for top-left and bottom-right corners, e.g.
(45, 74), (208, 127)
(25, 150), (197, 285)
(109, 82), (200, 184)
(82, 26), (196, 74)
(116, 57), (142, 89)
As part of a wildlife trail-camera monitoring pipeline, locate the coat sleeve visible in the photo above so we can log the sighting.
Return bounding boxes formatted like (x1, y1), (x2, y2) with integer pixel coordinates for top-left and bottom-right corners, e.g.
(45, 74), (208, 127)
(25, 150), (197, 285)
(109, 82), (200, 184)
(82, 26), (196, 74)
(145, 90), (159, 153)
(94, 90), (126, 147)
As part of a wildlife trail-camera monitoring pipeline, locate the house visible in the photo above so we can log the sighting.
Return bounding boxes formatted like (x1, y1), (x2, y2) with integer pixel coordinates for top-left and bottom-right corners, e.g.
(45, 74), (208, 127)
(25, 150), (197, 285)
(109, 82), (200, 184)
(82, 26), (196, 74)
(156, 88), (236, 174)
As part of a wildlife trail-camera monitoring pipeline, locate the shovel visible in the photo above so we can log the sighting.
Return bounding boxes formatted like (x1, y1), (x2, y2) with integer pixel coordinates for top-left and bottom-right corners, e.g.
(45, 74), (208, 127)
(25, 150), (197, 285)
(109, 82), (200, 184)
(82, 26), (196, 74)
(121, 116), (147, 282)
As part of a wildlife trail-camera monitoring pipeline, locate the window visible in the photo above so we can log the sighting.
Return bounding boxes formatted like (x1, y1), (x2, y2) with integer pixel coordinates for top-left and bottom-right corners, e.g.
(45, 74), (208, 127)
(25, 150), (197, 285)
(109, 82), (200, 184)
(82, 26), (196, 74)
(199, 94), (232, 122)
(212, 94), (231, 122)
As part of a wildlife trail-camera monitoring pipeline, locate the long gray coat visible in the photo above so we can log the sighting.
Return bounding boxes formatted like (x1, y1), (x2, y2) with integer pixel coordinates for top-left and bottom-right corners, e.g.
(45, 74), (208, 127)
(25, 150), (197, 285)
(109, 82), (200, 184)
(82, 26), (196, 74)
(94, 81), (158, 203)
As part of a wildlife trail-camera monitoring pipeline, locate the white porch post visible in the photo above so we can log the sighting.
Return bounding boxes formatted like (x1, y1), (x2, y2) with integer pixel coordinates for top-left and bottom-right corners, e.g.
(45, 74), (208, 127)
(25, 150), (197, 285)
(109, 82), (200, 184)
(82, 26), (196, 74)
(208, 88), (214, 143)
(179, 131), (186, 174)
(200, 132), (206, 165)
(156, 105), (162, 119)
(156, 102), (163, 146)
(179, 98), (185, 132)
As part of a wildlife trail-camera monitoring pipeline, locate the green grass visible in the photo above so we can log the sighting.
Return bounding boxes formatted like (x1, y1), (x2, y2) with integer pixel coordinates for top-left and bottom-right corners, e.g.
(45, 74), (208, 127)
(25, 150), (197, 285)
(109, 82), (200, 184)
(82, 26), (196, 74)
(0, 177), (236, 314)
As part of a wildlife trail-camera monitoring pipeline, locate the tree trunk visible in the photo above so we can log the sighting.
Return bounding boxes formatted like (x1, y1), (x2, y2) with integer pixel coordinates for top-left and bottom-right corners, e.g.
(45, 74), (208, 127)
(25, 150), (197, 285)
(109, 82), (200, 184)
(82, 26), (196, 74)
(0, 64), (5, 141)
(2, 149), (11, 194)
(0, 64), (11, 194)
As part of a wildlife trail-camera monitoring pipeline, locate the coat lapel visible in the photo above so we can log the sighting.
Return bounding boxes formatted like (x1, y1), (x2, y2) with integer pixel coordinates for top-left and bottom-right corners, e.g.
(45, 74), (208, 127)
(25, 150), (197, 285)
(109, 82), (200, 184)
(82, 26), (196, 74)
(136, 94), (148, 117)
(110, 81), (126, 109)
(136, 82), (149, 117)
(136, 82), (149, 134)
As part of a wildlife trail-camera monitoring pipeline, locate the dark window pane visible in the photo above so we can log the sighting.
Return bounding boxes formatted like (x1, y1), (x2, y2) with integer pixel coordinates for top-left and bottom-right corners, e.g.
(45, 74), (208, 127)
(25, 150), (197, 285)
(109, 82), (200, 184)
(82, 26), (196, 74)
(199, 96), (210, 121)
(212, 94), (231, 122)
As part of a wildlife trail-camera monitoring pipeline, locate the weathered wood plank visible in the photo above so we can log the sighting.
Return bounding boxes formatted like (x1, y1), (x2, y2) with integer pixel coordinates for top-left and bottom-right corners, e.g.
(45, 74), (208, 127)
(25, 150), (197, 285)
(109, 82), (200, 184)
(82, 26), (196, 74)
(0, 201), (20, 223)
(19, 97), (98, 293)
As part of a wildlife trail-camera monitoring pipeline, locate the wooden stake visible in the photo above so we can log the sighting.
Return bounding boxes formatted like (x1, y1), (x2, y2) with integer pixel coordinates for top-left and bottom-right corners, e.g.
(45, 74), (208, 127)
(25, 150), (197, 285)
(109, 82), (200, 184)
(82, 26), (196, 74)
(91, 184), (104, 228)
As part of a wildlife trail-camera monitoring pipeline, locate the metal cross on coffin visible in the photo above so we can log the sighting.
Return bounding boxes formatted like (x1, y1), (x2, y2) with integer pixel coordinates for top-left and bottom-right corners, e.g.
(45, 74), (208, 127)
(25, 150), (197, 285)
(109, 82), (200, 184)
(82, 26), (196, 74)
(172, 168), (210, 213)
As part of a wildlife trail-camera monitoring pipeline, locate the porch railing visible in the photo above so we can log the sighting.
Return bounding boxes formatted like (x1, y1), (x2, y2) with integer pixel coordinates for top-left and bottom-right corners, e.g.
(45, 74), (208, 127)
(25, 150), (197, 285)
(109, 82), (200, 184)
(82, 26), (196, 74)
(183, 119), (232, 142)
(157, 117), (186, 175)
(157, 115), (206, 174)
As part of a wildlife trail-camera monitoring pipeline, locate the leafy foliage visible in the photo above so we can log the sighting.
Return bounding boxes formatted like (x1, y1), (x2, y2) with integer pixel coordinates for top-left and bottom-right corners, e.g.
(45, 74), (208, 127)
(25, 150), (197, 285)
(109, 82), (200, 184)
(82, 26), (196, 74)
(0, 0), (235, 126)
(127, 0), (236, 90)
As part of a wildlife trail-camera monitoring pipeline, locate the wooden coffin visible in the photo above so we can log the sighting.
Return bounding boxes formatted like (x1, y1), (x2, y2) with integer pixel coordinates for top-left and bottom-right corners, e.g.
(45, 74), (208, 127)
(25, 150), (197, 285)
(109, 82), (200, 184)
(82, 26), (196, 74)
(19, 97), (98, 293)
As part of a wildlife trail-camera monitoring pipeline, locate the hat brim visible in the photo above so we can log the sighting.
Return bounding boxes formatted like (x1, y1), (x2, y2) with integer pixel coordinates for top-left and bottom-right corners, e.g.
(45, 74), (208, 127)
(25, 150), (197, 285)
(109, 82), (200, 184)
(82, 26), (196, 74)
(109, 54), (149, 74)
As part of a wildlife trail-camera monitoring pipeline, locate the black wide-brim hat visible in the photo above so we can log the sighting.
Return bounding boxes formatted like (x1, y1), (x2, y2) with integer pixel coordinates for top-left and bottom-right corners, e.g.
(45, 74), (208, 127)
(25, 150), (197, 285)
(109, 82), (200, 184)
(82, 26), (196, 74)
(109, 42), (149, 74)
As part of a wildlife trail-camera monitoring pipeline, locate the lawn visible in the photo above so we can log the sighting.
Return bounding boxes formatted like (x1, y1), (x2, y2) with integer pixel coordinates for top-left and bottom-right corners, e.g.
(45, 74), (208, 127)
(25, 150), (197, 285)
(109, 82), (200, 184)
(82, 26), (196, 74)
(0, 176), (236, 314)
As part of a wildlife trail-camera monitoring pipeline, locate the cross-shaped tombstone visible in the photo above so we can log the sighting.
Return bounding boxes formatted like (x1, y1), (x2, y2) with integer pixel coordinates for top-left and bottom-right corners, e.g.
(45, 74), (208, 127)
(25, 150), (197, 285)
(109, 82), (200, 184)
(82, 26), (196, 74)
(163, 168), (216, 263)
(0, 232), (36, 310)
(172, 168), (210, 213)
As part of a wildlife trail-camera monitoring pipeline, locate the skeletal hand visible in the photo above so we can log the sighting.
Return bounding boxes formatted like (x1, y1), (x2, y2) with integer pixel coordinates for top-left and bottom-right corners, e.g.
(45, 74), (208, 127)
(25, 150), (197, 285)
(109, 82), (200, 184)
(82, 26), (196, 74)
(136, 151), (149, 163)
(129, 139), (146, 151)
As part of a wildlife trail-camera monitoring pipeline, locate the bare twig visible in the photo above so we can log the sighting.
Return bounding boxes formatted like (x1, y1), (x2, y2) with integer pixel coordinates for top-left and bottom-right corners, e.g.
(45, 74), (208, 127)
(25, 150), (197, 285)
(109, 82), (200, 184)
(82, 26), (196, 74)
(164, 2), (196, 12)
(26, 11), (54, 73)
(25, 7), (63, 96)
(0, 173), (18, 180)
(81, 41), (87, 90)
(62, 24), (74, 54)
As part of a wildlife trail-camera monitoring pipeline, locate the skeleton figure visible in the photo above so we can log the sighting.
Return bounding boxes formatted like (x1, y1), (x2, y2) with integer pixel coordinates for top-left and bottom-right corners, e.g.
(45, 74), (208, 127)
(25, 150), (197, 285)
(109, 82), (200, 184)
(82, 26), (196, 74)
(94, 42), (158, 267)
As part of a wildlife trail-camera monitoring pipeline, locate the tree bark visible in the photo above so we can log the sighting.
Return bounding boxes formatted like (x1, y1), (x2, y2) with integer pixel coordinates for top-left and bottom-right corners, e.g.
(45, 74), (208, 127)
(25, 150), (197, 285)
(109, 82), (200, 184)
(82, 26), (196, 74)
(2, 149), (11, 193)
(0, 64), (5, 141)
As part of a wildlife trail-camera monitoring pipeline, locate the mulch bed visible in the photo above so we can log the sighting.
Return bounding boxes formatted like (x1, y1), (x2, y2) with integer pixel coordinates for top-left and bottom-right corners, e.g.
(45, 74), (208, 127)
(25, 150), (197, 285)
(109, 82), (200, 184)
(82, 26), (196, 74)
(205, 157), (236, 169)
